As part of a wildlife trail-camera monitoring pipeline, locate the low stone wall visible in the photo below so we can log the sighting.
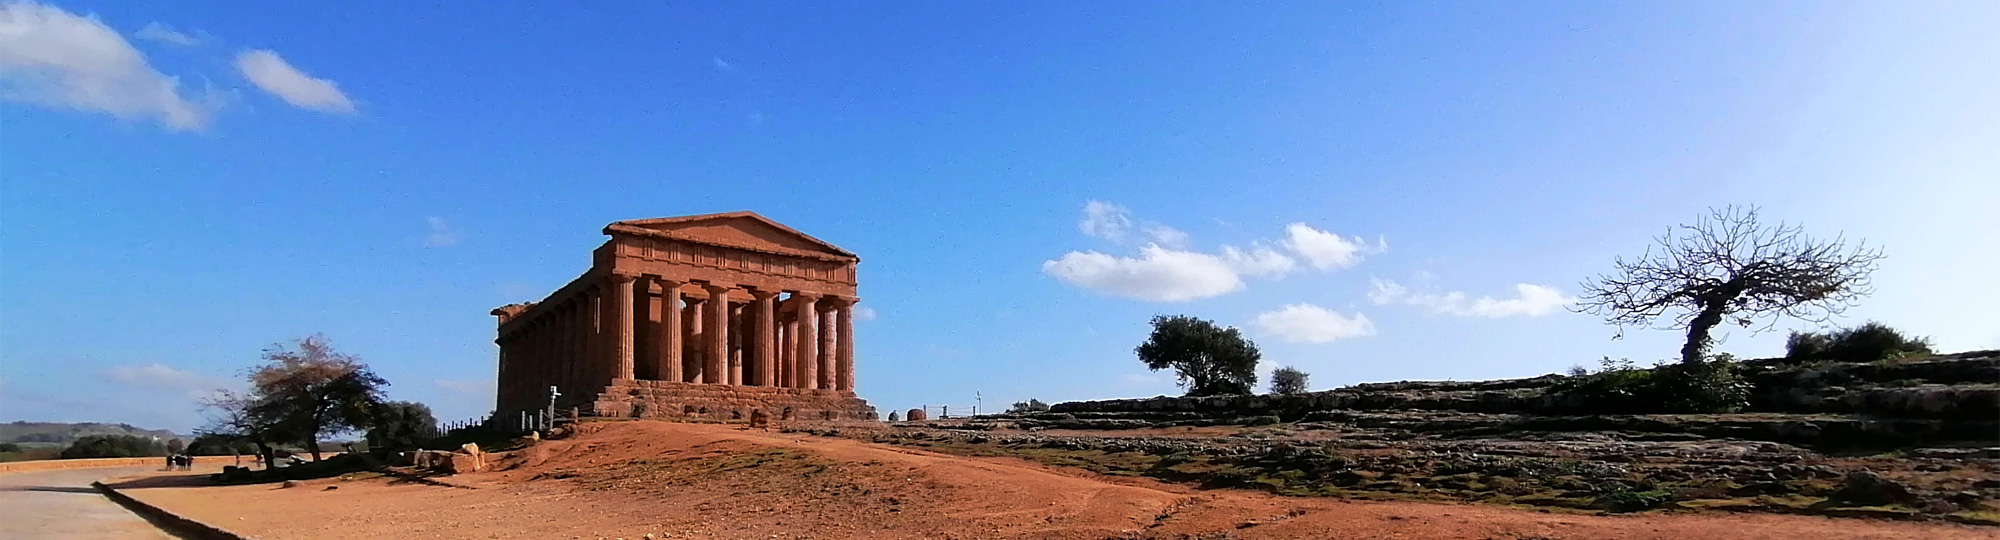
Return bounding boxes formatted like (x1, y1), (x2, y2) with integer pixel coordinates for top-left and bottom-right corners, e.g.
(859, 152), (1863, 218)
(93, 480), (252, 540)
(0, 455), (242, 475)
(580, 380), (877, 421)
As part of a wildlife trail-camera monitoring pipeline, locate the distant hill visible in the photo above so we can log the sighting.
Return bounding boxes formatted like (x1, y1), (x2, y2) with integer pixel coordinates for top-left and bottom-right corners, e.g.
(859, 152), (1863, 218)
(0, 421), (184, 445)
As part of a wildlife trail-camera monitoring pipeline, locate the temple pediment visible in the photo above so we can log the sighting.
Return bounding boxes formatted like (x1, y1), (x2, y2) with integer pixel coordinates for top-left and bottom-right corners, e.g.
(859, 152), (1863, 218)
(606, 211), (856, 261)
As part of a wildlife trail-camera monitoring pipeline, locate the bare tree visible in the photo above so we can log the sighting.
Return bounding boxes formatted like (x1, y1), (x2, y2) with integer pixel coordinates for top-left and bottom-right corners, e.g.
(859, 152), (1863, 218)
(198, 390), (284, 468)
(1576, 206), (1884, 364)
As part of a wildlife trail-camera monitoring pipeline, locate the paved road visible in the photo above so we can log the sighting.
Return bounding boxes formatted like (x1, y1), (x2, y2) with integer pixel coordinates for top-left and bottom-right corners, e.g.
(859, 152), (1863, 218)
(0, 467), (174, 540)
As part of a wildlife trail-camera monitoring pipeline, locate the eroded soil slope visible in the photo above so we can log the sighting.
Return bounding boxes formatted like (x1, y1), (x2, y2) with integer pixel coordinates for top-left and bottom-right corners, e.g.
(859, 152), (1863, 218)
(121, 421), (1996, 539)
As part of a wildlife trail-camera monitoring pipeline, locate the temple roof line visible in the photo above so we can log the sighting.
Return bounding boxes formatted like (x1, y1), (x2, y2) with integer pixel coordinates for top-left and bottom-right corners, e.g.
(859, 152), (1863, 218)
(605, 211), (858, 261)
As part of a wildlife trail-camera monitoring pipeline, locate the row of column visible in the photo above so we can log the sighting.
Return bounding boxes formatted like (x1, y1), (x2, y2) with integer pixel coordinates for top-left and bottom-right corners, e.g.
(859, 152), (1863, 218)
(497, 273), (860, 413)
(615, 274), (857, 392)
(497, 287), (609, 410)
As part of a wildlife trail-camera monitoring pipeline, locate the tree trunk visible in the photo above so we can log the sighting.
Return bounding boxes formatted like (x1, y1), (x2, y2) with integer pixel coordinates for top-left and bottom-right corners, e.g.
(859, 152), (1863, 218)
(253, 441), (275, 471)
(1681, 302), (1729, 364)
(308, 436), (323, 462)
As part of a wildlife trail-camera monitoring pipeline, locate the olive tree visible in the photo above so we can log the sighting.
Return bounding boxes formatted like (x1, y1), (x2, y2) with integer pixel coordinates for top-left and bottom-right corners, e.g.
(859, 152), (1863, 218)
(245, 335), (388, 461)
(1268, 366), (1310, 395)
(1136, 315), (1260, 396)
(1577, 206), (1884, 364)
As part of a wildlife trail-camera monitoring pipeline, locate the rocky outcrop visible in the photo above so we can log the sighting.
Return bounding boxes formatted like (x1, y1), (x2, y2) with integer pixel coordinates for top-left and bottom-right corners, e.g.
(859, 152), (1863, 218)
(1046, 351), (2000, 450)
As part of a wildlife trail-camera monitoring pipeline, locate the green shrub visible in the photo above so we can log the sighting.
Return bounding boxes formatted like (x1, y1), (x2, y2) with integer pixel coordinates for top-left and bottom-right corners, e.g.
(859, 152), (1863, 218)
(1552, 355), (1749, 414)
(1598, 489), (1675, 512)
(1785, 322), (1932, 364)
(59, 434), (166, 459)
(1007, 399), (1051, 414)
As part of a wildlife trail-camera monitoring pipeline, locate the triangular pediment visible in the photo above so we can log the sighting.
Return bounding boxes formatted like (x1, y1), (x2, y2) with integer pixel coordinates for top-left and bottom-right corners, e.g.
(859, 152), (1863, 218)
(607, 211), (855, 260)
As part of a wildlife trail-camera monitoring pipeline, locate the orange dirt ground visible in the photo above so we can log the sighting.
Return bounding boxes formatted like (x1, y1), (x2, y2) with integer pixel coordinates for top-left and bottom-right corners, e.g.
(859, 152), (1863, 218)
(109, 421), (1998, 539)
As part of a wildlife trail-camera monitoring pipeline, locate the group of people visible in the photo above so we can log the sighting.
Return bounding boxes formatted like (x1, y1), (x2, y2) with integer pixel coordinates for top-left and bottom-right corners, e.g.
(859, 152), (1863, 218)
(162, 453), (194, 470)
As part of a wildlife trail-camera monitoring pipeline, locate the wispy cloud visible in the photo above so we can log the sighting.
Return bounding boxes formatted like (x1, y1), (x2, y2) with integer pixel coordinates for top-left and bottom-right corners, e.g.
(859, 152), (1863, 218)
(1369, 279), (1574, 318)
(424, 216), (460, 247)
(102, 363), (232, 400)
(1253, 304), (1377, 343)
(0, 1), (212, 130)
(235, 49), (354, 113)
(1077, 200), (1188, 247)
(853, 306), (878, 321)
(133, 22), (204, 47)
(712, 56), (734, 71)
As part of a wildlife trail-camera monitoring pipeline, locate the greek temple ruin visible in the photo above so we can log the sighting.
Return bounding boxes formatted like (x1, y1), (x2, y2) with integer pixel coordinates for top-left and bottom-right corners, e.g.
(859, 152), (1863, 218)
(490, 211), (876, 421)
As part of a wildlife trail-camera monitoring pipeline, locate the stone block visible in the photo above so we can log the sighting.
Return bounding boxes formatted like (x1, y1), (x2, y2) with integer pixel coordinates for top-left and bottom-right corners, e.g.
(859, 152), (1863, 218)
(445, 452), (486, 473)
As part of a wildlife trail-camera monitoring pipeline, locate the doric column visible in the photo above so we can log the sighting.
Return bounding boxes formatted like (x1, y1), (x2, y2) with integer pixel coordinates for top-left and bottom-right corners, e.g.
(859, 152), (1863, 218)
(581, 288), (599, 384)
(558, 301), (575, 392)
(836, 298), (857, 392)
(683, 297), (704, 383)
(703, 283), (733, 385)
(792, 294), (819, 389)
(655, 277), (684, 383)
(817, 302), (836, 390)
(532, 319), (547, 401)
(494, 335), (510, 410)
(570, 298), (586, 391)
(729, 303), (745, 385)
(777, 313), (793, 387)
(609, 274), (636, 381)
(752, 290), (779, 386)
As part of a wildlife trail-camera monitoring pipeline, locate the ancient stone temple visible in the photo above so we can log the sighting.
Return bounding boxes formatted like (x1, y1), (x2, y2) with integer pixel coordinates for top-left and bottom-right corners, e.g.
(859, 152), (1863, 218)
(490, 211), (875, 421)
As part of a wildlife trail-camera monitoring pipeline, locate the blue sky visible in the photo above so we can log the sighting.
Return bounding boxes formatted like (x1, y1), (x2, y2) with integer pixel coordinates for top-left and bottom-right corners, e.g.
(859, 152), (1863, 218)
(3, 1), (1996, 433)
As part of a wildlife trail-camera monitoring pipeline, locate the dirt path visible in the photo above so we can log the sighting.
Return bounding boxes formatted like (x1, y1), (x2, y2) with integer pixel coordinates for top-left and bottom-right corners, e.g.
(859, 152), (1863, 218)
(114, 422), (1999, 539)
(0, 466), (175, 540)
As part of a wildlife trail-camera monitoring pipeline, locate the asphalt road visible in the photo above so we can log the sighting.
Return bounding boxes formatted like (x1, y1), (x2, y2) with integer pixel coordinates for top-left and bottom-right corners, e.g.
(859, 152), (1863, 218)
(0, 466), (174, 540)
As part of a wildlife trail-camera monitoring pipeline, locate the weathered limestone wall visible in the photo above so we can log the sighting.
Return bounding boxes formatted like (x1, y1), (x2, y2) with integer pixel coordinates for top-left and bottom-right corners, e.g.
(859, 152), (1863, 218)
(581, 380), (877, 421)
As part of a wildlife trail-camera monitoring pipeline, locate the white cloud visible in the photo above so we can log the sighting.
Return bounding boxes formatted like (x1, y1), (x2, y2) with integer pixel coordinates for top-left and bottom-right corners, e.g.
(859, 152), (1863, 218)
(133, 22), (202, 47)
(103, 363), (231, 399)
(234, 49), (354, 113)
(0, 1), (210, 130)
(1079, 200), (1134, 241)
(1253, 304), (1377, 343)
(1281, 223), (1378, 270)
(1370, 279), (1574, 318)
(712, 56), (733, 71)
(1143, 225), (1189, 248)
(853, 306), (878, 321)
(1043, 245), (1243, 302)
(1366, 278), (1409, 305)
(424, 216), (460, 247)
(1219, 244), (1297, 278)
(1050, 201), (1382, 301)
